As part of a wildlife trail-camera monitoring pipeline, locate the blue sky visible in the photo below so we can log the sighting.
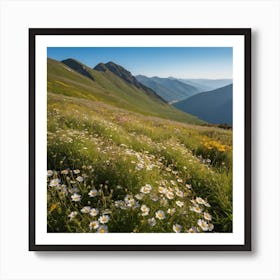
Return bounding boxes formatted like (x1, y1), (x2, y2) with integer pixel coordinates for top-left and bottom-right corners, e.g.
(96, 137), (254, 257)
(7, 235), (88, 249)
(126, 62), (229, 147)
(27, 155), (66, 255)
(47, 47), (232, 79)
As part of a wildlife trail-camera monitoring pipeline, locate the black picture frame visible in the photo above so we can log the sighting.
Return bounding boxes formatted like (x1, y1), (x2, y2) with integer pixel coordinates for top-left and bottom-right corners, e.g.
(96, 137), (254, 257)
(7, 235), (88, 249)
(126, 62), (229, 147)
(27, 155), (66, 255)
(29, 28), (251, 251)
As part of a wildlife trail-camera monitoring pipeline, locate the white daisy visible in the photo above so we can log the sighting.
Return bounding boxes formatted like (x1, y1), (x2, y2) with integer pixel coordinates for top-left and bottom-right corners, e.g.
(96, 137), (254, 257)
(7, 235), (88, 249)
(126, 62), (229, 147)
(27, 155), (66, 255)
(99, 215), (110, 224)
(97, 225), (108, 233)
(175, 190), (184, 198)
(158, 186), (168, 194)
(167, 208), (176, 215)
(76, 176), (84, 182)
(187, 227), (198, 233)
(124, 194), (134, 202)
(125, 197), (137, 208)
(71, 193), (81, 202)
(88, 189), (98, 197)
(80, 206), (91, 214)
(190, 205), (202, 214)
(155, 210), (165, 220)
(73, 169), (80, 174)
(68, 211), (78, 220)
(89, 208), (99, 217)
(173, 224), (182, 233)
(148, 217), (156, 227)
(197, 219), (209, 231)
(136, 163), (144, 170)
(135, 193), (144, 200)
(140, 205), (150, 216)
(196, 197), (206, 205)
(140, 184), (152, 194)
(89, 221), (99, 230)
(126, 198), (135, 207)
(208, 223), (214, 231)
(61, 169), (68, 175)
(49, 178), (60, 187)
(176, 201), (184, 207)
(47, 170), (53, 177)
(204, 212), (212, 221)
(166, 191), (175, 200)
(204, 202), (211, 207)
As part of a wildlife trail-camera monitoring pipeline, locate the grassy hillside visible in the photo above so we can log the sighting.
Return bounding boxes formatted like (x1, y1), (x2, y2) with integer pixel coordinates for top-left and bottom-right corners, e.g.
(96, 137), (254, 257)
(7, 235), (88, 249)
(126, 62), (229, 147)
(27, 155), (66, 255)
(48, 58), (203, 125)
(47, 58), (233, 233)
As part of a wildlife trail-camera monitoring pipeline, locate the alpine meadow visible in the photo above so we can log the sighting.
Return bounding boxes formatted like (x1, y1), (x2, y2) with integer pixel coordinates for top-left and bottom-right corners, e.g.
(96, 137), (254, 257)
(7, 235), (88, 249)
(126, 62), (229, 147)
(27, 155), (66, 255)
(47, 52), (233, 234)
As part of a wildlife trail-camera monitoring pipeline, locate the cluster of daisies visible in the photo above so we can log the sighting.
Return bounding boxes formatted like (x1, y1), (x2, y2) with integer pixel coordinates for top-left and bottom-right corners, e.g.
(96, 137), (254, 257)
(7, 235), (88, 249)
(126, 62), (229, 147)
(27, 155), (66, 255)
(48, 167), (215, 234)
(113, 181), (214, 233)
(48, 169), (111, 233)
(68, 207), (110, 233)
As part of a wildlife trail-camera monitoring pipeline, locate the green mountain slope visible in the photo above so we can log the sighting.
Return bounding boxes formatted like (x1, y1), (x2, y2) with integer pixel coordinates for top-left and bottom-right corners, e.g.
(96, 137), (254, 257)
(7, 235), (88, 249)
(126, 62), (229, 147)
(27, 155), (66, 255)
(48, 58), (204, 125)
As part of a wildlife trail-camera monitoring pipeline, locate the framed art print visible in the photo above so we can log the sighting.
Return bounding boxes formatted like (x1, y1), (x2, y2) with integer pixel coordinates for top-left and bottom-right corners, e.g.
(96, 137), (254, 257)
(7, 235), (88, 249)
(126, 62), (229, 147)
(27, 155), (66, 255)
(29, 28), (251, 251)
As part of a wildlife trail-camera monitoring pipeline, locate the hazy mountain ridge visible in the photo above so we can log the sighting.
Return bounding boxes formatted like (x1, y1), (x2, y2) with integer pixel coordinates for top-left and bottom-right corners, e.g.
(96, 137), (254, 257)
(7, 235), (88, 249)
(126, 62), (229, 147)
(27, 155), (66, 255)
(179, 78), (233, 91)
(173, 84), (233, 125)
(136, 75), (200, 103)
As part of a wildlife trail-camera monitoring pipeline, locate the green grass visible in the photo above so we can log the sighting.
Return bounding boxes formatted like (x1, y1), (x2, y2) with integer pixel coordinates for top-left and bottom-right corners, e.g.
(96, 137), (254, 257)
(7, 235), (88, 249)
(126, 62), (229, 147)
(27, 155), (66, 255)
(47, 91), (232, 233)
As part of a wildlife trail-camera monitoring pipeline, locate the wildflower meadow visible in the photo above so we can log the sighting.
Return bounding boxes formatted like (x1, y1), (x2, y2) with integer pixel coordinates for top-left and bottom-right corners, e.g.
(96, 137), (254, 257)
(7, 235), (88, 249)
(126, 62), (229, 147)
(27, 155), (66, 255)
(46, 58), (233, 234)
(47, 94), (232, 234)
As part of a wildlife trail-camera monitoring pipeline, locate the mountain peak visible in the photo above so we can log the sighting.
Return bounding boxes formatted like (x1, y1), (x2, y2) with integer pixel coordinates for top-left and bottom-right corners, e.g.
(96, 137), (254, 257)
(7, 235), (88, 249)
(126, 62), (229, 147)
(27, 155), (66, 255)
(94, 61), (166, 103)
(106, 61), (121, 67)
(62, 58), (82, 65)
(94, 61), (143, 88)
(96, 61), (134, 78)
(94, 62), (107, 72)
(61, 58), (94, 81)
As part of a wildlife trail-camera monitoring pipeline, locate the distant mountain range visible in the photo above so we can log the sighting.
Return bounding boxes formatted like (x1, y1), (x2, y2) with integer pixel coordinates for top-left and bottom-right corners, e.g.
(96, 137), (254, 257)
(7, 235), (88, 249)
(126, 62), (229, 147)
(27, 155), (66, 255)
(173, 84), (233, 125)
(136, 75), (200, 103)
(47, 58), (204, 125)
(179, 78), (233, 92)
(136, 75), (233, 125)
